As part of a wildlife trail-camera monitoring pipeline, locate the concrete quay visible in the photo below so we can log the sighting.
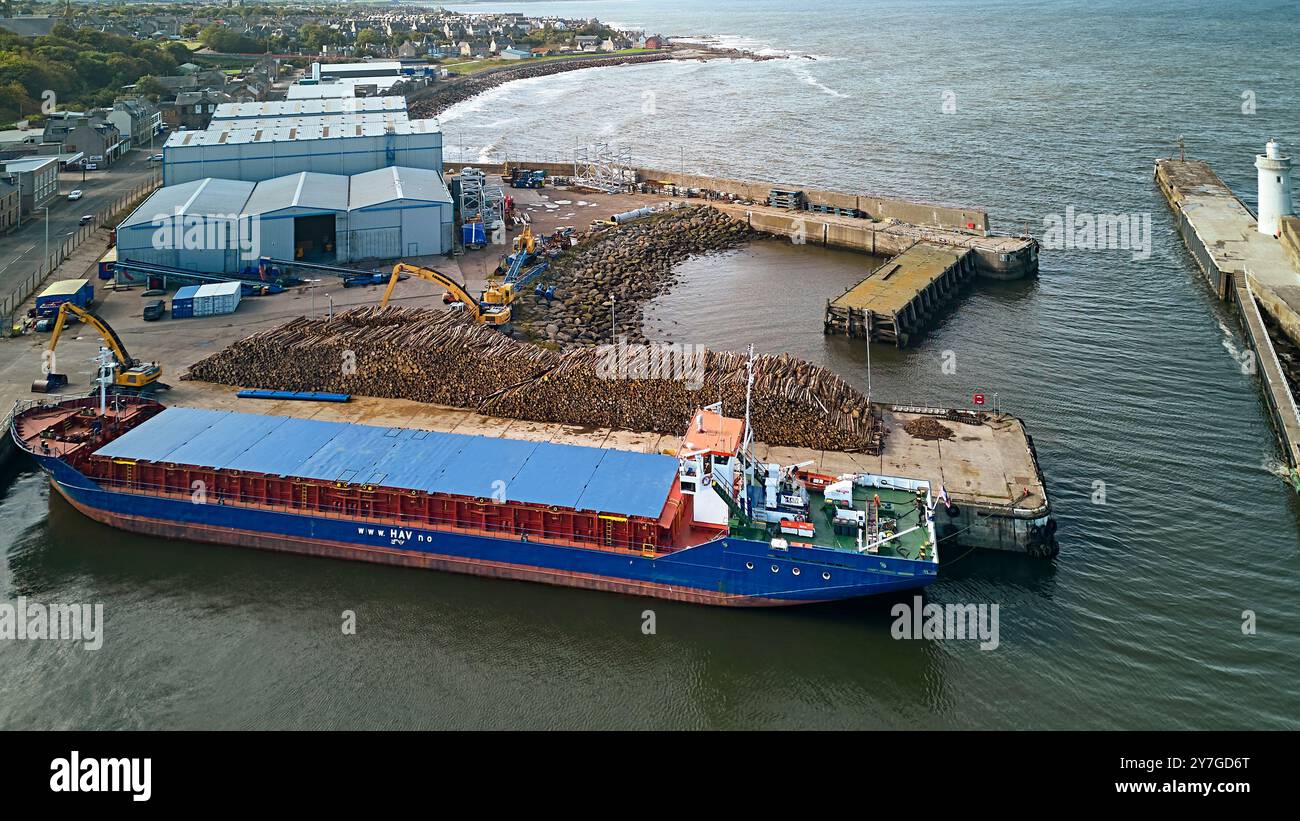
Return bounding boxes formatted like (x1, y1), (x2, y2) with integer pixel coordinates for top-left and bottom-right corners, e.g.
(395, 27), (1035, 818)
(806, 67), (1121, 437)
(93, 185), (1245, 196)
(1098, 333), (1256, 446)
(1155, 156), (1300, 466)
(823, 242), (977, 345)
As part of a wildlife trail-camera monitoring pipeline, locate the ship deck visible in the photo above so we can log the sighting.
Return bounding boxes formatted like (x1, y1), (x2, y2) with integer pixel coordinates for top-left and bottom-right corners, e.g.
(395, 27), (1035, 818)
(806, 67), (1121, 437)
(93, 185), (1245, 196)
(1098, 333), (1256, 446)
(729, 484), (932, 560)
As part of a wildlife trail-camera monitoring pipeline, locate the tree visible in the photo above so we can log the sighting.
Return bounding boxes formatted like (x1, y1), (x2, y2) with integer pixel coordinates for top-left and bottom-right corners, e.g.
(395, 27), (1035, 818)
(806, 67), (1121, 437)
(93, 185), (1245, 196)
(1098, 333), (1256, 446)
(135, 75), (167, 102)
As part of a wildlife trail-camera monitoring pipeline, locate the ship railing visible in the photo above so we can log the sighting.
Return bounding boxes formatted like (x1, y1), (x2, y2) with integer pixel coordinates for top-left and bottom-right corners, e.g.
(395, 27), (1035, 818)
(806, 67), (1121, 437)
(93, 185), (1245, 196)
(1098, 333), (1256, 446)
(8, 394), (160, 454)
(77, 474), (673, 556)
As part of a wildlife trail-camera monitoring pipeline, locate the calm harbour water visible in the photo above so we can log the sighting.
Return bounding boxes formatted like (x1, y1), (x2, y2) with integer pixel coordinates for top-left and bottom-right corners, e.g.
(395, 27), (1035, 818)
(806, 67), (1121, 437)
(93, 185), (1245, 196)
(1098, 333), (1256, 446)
(3, 0), (1299, 729)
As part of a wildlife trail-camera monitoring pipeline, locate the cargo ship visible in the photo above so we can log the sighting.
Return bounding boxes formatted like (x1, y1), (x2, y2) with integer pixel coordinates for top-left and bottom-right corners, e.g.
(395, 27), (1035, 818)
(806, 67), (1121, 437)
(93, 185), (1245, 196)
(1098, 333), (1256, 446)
(11, 395), (941, 606)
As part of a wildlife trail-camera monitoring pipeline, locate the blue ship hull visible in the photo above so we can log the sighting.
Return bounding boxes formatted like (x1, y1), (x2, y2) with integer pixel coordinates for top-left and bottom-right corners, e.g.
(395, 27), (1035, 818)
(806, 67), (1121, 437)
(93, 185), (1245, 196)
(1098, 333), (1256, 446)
(32, 452), (938, 606)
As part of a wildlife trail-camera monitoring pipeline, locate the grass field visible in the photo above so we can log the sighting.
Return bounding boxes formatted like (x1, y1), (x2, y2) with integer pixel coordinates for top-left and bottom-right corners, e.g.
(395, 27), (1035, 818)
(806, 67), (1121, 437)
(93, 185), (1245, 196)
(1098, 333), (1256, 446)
(444, 48), (660, 76)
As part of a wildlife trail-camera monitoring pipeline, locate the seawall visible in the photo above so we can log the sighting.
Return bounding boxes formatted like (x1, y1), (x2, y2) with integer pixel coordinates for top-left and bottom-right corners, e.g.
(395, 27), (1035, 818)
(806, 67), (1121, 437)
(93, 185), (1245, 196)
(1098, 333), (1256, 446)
(1155, 157), (1300, 467)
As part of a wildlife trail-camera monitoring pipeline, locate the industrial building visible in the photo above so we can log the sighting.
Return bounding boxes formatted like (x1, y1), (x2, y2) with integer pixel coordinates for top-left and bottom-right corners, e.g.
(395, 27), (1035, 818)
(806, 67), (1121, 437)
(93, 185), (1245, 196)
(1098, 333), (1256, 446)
(314, 61), (404, 81)
(210, 97), (409, 123)
(195, 114), (412, 132)
(161, 118), (443, 185)
(116, 167), (453, 272)
(115, 177), (258, 273)
(346, 166), (454, 258)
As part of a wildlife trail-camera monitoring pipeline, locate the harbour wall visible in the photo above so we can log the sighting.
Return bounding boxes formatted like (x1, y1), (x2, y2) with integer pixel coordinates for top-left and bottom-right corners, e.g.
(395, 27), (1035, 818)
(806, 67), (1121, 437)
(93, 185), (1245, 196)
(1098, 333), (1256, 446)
(444, 161), (990, 233)
(1155, 158), (1300, 466)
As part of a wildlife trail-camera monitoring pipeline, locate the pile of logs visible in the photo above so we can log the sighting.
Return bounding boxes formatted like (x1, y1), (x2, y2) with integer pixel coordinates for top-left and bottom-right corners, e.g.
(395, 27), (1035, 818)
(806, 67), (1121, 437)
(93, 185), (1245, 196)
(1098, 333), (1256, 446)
(185, 307), (882, 453)
(903, 417), (955, 441)
(513, 205), (757, 347)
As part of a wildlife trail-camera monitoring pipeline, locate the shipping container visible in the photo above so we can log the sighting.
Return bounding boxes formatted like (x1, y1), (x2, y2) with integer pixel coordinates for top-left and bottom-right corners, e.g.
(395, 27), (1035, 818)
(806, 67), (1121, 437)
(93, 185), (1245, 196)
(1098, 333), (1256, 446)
(171, 285), (201, 319)
(192, 281), (242, 317)
(35, 279), (94, 317)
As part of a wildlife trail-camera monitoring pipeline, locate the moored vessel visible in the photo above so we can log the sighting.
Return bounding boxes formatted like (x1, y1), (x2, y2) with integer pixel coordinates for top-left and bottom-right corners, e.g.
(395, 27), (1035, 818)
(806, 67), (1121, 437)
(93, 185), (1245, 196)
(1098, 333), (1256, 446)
(11, 395), (940, 606)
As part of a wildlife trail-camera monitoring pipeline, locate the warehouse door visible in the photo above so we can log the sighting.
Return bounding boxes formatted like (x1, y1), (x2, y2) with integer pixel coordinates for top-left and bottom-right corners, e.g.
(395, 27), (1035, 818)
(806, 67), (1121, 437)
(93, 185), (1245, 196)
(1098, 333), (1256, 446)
(294, 214), (336, 261)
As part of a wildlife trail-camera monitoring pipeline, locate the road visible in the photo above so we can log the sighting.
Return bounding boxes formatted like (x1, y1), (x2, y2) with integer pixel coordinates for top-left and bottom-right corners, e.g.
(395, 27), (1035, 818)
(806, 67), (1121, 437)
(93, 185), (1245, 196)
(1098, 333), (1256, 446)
(0, 149), (159, 296)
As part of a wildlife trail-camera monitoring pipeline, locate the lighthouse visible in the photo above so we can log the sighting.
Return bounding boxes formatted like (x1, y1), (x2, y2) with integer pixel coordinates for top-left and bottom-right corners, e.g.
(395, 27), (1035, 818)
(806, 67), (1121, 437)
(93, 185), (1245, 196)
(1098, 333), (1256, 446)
(1255, 138), (1294, 236)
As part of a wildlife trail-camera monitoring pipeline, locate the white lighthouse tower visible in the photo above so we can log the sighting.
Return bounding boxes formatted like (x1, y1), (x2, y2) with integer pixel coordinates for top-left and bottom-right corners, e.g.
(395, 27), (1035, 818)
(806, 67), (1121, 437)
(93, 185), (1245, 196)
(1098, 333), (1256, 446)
(1255, 138), (1293, 236)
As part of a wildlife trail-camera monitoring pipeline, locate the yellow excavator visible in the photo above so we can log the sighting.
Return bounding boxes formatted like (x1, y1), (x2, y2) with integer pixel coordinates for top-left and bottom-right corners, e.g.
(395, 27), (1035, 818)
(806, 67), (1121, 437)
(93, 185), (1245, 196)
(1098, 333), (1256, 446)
(33, 302), (166, 393)
(482, 226), (541, 307)
(378, 262), (512, 325)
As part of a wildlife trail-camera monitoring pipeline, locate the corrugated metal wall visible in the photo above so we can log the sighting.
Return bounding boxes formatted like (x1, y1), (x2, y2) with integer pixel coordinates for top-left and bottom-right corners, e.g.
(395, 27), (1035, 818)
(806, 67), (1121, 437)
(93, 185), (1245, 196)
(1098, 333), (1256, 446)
(163, 133), (443, 185)
(118, 215), (287, 273)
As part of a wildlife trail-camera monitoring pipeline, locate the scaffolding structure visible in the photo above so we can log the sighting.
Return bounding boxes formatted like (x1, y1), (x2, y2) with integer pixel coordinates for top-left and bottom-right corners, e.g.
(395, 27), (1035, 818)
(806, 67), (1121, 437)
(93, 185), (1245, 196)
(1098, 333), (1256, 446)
(457, 167), (504, 226)
(573, 142), (634, 192)
(457, 168), (486, 221)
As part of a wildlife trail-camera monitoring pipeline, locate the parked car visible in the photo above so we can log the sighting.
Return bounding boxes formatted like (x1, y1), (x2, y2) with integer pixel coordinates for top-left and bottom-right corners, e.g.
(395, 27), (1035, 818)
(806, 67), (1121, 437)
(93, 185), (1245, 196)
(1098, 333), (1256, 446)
(148, 154), (163, 163)
(67, 190), (83, 201)
(84, 163), (99, 171)
(142, 300), (166, 322)
(78, 215), (94, 226)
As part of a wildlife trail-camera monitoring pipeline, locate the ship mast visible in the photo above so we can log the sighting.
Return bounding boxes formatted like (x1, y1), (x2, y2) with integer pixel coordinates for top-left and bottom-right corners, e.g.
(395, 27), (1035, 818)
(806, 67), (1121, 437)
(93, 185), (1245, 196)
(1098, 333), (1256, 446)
(741, 343), (755, 456)
(95, 347), (113, 415)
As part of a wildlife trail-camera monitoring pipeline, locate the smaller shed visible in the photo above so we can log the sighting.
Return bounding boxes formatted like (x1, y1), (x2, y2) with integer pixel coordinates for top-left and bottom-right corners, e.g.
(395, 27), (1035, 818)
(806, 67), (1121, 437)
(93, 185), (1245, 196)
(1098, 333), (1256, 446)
(347, 166), (453, 259)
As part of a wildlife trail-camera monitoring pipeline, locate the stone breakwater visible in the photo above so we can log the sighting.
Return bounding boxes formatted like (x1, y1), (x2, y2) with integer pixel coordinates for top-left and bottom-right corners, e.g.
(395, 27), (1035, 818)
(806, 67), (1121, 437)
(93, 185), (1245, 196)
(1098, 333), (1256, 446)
(514, 205), (758, 347)
(408, 47), (780, 117)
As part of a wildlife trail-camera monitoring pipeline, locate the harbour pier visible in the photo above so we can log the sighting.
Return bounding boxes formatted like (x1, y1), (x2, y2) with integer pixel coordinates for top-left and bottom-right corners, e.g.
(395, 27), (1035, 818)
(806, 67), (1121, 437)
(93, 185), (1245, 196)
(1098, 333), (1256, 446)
(822, 242), (977, 344)
(1155, 142), (1300, 467)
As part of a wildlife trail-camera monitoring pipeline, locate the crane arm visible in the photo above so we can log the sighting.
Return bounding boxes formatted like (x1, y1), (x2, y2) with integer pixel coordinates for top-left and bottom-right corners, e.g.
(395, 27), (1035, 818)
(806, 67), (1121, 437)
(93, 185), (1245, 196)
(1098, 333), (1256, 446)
(381, 263), (481, 319)
(48, 302), (135, 367)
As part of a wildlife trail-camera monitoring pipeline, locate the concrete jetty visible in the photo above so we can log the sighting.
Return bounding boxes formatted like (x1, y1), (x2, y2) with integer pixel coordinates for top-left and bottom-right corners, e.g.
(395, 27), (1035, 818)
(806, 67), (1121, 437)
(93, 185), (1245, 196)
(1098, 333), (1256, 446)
(709, 200), (1038, 278)
(1155, 152), (1300, 466)
(823, 242), (977, 344)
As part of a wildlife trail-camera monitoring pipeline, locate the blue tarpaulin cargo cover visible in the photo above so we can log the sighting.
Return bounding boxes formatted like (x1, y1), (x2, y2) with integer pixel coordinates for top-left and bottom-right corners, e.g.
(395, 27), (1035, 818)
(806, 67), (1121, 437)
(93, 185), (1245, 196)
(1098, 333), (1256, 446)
(94, 407), (680, 520)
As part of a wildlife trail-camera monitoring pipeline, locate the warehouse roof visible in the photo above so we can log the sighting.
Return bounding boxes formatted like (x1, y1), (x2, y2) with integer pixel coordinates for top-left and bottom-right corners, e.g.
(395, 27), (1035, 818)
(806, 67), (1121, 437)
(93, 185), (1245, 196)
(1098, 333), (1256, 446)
(244, 171), (350, 215)
(94, 408), (679, 520)
(286, 84), (355, 100)
(1, 156), (60, 173)
(197, 113), (410, 132)
(118, 167), (452, 229)
(211, 96), (408, 120)
(319, 61), (403, 75)
(163, 117), (440, 147)
(349, 166), (452, 209)
(118, 177), (256, 229)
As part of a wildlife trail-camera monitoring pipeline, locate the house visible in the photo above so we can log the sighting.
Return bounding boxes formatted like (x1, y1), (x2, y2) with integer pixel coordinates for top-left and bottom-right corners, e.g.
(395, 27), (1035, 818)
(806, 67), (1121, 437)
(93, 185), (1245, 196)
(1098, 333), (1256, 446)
(0, 125), (42, 155)
(0, 156), (59, 215)
(0, 177), (20, 234)
(500, 47), (532, 61)
(41, 113), (125, 165)
(107, 98), (163, 151)
(575, 35), (600, 52)
(599, 38), (615, 52)
(396, 40), (419, 59)
(644, 36), (664, 50)
(165, 91), (233, 131)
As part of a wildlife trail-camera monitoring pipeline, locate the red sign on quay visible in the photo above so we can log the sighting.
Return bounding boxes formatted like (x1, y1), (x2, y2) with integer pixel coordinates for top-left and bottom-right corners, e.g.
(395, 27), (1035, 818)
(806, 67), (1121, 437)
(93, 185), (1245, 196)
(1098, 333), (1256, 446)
(973, 393), (985, 406)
